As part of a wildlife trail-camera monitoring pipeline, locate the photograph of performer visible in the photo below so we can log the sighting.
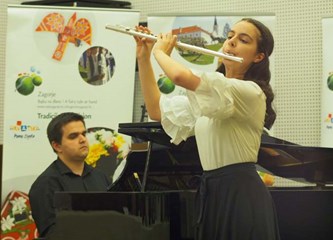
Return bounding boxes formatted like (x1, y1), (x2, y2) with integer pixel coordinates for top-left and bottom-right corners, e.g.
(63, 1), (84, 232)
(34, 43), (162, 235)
(97, 47), (109, 84)
(87, 47), (103, 85)
(135, 17), (280, 240)
(79, 46), (115, 86)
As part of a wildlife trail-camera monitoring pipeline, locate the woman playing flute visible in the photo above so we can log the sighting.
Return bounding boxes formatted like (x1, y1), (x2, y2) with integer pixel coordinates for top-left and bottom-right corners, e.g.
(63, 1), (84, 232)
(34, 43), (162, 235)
(135, 18), (280, 240)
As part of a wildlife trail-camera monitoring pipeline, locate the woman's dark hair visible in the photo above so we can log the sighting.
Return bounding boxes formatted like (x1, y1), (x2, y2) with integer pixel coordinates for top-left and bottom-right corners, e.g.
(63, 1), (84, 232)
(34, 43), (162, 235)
(216, 18), (276, 129)
(47, 112), (85, 147)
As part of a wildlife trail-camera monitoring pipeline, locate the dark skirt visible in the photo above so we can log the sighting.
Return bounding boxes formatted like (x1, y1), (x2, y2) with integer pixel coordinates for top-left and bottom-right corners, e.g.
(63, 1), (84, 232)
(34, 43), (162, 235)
(195, 162), (280, 240)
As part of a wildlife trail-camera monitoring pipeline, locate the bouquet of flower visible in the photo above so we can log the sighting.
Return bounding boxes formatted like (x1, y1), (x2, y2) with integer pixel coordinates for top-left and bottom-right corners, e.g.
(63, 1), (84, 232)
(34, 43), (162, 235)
(85, 128), (129, 168)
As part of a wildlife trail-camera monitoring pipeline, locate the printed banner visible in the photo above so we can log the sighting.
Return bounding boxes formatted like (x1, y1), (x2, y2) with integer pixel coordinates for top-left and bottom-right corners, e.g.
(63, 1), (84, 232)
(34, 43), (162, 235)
(321, 17), (333, 147)
(2, 5), (139, 203)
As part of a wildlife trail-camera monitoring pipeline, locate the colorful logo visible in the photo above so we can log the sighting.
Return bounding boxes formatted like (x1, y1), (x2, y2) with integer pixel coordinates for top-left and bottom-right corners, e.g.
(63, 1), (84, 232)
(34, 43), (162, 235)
(324, 113), (333, 123)
(10, 121), (40, 132)
(35, 12), (92, 61)
(15, 67), (43, 96)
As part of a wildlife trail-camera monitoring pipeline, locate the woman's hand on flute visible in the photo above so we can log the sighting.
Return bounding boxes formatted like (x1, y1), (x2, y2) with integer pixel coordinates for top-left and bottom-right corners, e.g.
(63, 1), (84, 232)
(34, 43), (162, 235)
(134, 26), (155, 61)
(153, 32), (177, 57)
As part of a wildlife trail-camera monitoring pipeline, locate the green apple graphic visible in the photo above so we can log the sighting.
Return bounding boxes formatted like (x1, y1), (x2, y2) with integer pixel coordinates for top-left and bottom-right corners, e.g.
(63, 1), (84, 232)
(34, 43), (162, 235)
(16, 76), (35, 95)
(157, 75), (175, 94)
(32, 75), (43, 86)
(328, 74), (333, 91)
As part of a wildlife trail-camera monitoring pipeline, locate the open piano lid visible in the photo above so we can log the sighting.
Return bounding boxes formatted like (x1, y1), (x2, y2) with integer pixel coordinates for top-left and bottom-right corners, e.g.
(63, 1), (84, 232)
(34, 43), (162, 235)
(118, 122), (333, 185)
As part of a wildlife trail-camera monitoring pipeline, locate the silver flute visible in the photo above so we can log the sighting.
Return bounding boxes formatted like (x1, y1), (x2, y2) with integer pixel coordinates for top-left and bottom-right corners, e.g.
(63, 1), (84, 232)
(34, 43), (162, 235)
(105, 25), (243, 63)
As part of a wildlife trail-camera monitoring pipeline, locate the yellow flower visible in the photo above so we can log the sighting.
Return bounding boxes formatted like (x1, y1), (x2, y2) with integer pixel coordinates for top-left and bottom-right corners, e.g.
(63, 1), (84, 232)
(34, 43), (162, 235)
(85, 143), (109, 167)
(113, 134), (125, 151)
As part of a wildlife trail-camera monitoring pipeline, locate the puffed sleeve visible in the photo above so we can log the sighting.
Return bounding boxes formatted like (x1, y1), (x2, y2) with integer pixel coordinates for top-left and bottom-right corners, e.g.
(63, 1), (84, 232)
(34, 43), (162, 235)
(160, 71), (264, 145)
(186, 71), (235, 119)
(187, 71), (264, 120)
(160, 95), (199, 145)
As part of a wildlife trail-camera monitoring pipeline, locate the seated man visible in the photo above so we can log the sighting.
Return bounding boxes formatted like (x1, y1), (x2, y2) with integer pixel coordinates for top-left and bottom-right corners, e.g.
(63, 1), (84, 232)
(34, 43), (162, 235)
(29, 112), (111, 238)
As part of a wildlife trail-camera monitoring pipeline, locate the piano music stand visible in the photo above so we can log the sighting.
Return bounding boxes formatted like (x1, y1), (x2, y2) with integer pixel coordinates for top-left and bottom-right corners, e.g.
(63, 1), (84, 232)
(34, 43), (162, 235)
(118, 121), (201, 192)
(119, 122), (170, 193)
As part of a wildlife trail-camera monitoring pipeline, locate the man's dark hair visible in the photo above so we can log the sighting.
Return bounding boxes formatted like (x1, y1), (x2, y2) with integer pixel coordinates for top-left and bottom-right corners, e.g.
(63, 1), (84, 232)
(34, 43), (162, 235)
(47, 112), (85, 146)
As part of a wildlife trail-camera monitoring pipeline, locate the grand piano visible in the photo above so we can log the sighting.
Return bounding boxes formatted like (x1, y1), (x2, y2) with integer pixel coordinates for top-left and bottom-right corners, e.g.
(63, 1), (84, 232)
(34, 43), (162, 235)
(52, 122), (333, 240)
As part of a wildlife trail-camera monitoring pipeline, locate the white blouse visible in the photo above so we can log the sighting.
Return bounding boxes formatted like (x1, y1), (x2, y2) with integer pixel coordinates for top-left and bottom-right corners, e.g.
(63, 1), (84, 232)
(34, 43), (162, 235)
(160, 71), (266, 171)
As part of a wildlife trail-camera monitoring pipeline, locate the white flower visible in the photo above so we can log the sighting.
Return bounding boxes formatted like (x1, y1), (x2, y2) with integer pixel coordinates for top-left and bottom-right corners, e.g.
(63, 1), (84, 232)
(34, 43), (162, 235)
(118, 142), (130, 157)
(1, 215), (15, 232)
(10, 197), (27, 214)
(86, 131), (99, 145)
(104, 131), (116, 147)
(98, 129), (113, 145)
